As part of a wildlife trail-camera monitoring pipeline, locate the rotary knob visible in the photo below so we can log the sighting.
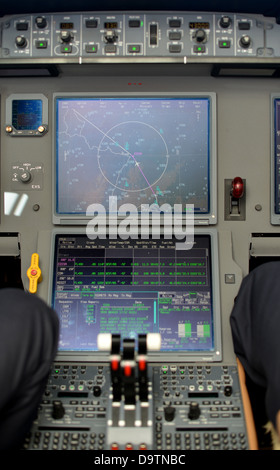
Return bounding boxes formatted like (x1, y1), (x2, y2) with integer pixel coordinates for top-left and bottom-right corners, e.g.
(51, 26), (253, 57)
(240, 35), (251, 48)
(219, 16), (232, 28)
(164, 405), (176, 422)
(93, 385), (101, 397)
(104, 30), (118, 43)
(35, 16), (47, 29)
(188, 402), (200, 420)
(194, 29), (207, 43)
(224, 385), (233, 397)
(60, 31), (72, 43)
(52, 400), (65, 419)
(15, 36), (27, 48)
(20, 170), (32, 183)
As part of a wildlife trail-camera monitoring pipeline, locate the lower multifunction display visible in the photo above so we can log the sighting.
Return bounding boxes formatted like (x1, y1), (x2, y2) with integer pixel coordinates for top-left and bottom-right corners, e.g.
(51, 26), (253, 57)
(52, 235), (214, 353)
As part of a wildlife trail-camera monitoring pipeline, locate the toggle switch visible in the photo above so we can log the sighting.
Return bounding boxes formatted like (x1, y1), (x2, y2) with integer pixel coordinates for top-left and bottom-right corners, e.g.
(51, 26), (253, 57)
(27, 253), (42, 293)
(224, 177), (246, 221)
(231, 176), (244, 199)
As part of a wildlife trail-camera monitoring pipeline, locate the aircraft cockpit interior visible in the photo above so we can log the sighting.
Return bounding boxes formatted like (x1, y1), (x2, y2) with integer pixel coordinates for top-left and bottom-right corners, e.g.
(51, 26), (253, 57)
(1, 0), (280, 452)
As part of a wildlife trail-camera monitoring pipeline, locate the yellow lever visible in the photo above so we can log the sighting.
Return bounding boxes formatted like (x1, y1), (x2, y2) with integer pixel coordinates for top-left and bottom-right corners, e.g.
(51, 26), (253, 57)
(27, 253), (42, 293)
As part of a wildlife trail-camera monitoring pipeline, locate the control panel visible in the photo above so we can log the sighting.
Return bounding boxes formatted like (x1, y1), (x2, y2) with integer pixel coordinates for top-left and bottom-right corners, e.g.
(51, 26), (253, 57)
(21, 363), (248, 450)
(0, 11), (278, 62)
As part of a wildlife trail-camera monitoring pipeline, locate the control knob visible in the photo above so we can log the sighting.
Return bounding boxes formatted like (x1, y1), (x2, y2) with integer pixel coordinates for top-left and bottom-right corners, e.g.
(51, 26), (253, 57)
(20, 170), (32, 184)
(164, 406), (176, 422)
(35, 16), (47, 29)
(60, 31), (72, 43)
(194, 29), (207, 43)
(224, 385), (233, 397)
(52, 400), (65, 419)
(104, 30), (118, 43)
(240, 35), (251, 48)
(188, 402), (200, 420)
(219, 16), (232, 28)
(15, 36), (27, 48)
(93, 385), (101, 397)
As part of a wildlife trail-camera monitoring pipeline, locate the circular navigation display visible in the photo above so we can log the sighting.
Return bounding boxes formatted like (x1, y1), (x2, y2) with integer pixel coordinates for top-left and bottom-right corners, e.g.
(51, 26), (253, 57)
(97, 121), (169, 193)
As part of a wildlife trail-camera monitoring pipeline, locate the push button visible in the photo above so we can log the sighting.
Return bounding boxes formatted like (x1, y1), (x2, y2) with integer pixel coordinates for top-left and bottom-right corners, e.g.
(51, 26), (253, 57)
(129, 20), (141, 27)
(85, 19), (98, 28)
(219, 40), (231, 48)
(169, 19), (181, 28)
(36, 40), (48, 49)
(194, 45), (206, 53)
(16, 22), (28, 31)
(105, 45), (116, 53)
(85, 44), (98, 53)
(169, 32), (181, 40)
(169, 44), (181, 53)
(61, 45), (72, 53)
(128, 45), (141, 53)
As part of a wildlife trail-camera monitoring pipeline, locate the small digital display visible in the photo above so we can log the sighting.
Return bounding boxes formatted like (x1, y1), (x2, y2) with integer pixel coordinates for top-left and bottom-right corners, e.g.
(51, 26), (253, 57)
(189, 22), (210, 29)
(104, 22), (118, 29)
(60, 22), (74, 29)
(12, 99), (42, 131)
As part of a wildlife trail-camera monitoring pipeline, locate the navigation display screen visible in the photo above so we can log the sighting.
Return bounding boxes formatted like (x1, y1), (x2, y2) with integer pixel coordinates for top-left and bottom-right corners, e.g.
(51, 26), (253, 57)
(55, 95), (212, 217)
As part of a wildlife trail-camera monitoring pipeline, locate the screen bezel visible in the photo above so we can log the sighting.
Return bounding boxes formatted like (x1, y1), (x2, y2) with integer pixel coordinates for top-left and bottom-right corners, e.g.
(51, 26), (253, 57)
(52, 92), (217, 226)
(48, 227), (222, 363)
(271, 94), (280, 224)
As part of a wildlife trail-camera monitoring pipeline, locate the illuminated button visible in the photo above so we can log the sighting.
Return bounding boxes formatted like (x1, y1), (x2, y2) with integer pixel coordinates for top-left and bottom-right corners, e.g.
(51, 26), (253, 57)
(61, 45), (72, 53)
(125, 443), (133, 450)
(36, 40), (48, 49)
(85, 44), (98, 53)
(111, 443), (119, 450)
(128, 45), (141, 53)
(194, 45), (206, 53)
(219, 40), (231, 48)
